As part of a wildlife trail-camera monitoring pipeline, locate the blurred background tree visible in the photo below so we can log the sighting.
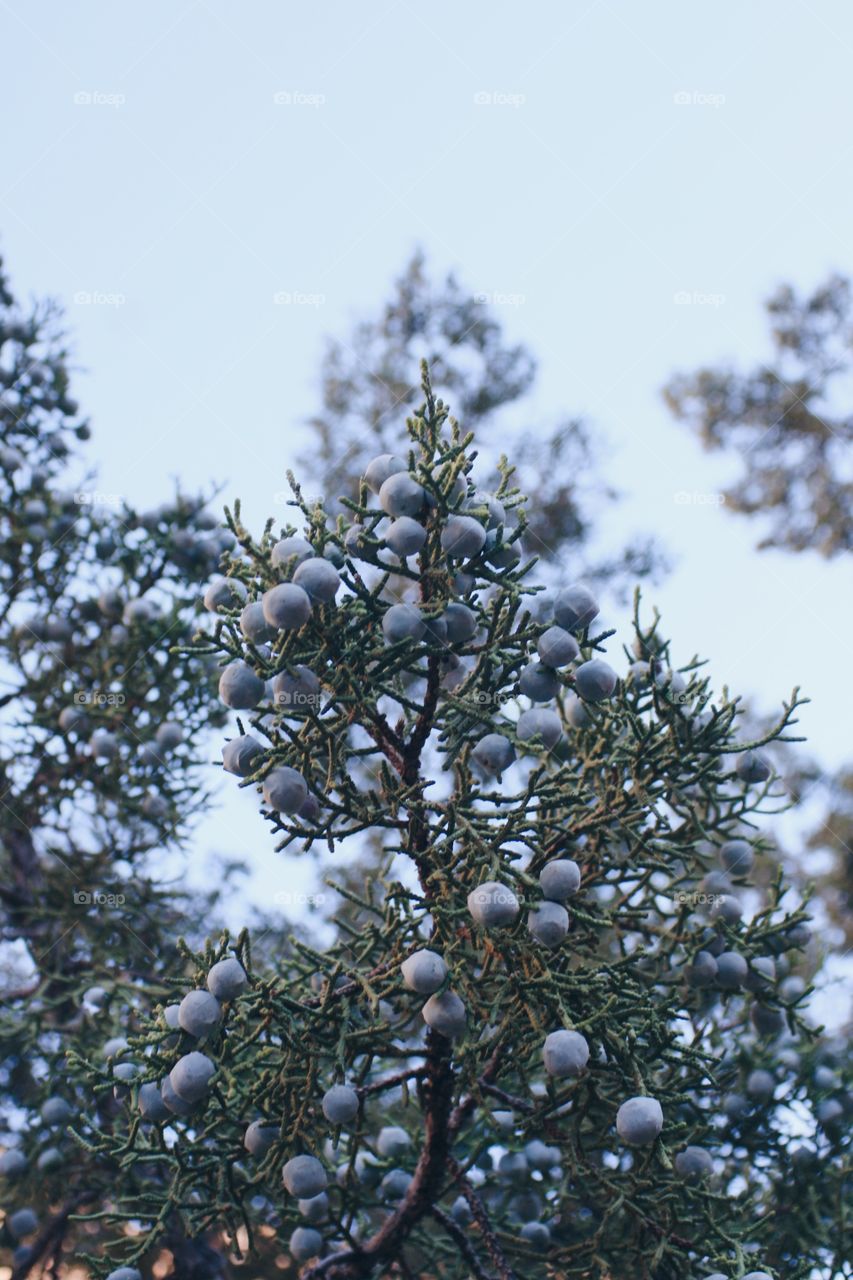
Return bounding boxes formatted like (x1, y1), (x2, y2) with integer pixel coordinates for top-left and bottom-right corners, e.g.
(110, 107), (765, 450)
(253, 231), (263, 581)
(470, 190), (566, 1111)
(299, 250), (664, 588)
(0, 253), (236, 1278)
(665, 273), (853, 954)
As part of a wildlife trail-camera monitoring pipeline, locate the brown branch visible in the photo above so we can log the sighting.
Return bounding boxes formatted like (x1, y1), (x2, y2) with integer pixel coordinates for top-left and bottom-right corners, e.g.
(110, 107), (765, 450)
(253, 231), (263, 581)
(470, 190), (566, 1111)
(12, 1191), (94, 1280)
(302, 1036), (457, 1279)
(430, 1205), (498, 1280)
(447, 1157), (518, 1280)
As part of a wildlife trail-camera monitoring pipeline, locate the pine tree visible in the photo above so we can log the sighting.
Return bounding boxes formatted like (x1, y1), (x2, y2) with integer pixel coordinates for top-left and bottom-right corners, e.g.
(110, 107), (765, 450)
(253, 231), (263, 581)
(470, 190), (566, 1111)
(79, 366), (848, 1280)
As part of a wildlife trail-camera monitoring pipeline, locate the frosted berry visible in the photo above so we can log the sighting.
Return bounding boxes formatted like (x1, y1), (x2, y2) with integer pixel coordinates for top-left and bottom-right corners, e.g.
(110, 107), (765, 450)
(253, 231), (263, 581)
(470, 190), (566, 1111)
(744, 956), (776, 993)
(379, 472), (426, 518)
(443, 602), (477, 644)
(751, 1004), (786, 1037)
(382, 602), (425, 644)
(467, 881), (519, 927)
(364, 453), (406, 494)
(244, 1119), (277, 1155)
(203, 577), (247, 613)
(736, 750), (772, 783)
(711, 894), (743, 925)
(385, 517), (427, 558)
(716, 951), (748, 989)
(322, 1085), (359, 1126)
(401, 949), (447, 995)
(40, 1096), (72, 1125)
(160, 1075), (194, 1115)
(207, 958), (248, 1000)
(520, 1222), (550, 1250)
(283, 1154), (328, 1198)
(59, 705), (89, 735)
(0, 1150), (27, 1177)
(527, 899), (569, 945)
(517, 708), (562, 750)
(564, 693), (590, 727)
(262, 583), (312, 631)
(169, 1051), (215, 1103)
(155, 722), (183, 751)
(298, 1192), (329, 1221)
(539, 859), (581, 901)
(293, 557), (341, 603)
(263, 766), (309, 814)
(574, 659), (617, 702)
(450, 1195), (472, 1225)
(376, 1125), (410, 1158)
(674, 1146), (713, 1180)
(441, 515), (486, 558)
(222, 734), (263, 776)
(8, 1208), (38, 1238)
(240, 601), (276, 644)
(464, 489), (506, 528)
(553, 584), (599, 631)
(273, 665), (321, 714)
(746, 1069), (776, 1101)
(138, 1081), (171, 1124)
(90, 729), (118, 761)
(720, 839), (754, 875)
(688, 951), (718, 987)
(616, 1096), (663, 1146)
(381, 1168), (413, 1200)
(218, 660), (265, 709)
(421, 990), (467, 1039)
(178, 990), (221, 1039)
(518, 662), (560, 702)
(271, 535), (314, 572)
(537, 625), (580, 667)
(290, 1227), (323, 1261)
(542, 1029), (589, 1078)
(471, 733), (515, 777)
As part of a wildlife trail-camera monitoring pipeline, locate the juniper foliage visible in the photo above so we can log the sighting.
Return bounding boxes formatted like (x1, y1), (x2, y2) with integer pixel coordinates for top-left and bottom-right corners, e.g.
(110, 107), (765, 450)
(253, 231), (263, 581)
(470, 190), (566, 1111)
(79, 366), (849, 1280)
(0, 256), (230, 1277)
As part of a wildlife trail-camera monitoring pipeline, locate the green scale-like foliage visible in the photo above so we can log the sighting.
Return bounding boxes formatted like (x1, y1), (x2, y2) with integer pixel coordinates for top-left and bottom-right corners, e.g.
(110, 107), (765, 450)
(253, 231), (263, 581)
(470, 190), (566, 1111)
(82, 367), (849, 1280)
(0, 257), (233, 1279)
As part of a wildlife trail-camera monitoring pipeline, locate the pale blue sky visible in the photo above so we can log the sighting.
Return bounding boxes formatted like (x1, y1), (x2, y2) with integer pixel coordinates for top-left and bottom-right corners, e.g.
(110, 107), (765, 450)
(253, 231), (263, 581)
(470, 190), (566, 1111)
(2, 1), (852, 938)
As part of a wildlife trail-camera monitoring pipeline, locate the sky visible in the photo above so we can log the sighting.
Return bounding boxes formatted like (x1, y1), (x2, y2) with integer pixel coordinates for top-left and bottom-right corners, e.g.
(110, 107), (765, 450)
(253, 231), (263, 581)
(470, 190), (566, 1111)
(1, 1), (852, 952)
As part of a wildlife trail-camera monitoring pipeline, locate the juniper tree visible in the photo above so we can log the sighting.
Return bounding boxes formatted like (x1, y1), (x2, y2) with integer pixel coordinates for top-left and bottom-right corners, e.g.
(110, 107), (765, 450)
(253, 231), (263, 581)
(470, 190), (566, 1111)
(0, 256), (231, 1276)
(83, 366), (848, 1280)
